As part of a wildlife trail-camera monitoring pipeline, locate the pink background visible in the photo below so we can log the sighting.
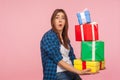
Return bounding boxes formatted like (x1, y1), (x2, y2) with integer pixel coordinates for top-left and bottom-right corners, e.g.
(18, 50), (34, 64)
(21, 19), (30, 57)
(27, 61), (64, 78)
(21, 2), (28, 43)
(0, 0), (119, 80)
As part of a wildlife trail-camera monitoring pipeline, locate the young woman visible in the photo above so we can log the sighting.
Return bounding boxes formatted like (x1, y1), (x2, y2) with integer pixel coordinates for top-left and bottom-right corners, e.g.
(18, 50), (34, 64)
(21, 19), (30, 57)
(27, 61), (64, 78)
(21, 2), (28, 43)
(40, 9), (91, 80)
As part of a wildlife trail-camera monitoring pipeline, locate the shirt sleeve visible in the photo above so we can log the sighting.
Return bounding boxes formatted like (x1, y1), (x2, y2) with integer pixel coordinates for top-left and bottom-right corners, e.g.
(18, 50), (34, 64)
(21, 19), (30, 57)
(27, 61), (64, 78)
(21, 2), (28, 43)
(41, 33), (63, 64)
(69, 43), (76, 64)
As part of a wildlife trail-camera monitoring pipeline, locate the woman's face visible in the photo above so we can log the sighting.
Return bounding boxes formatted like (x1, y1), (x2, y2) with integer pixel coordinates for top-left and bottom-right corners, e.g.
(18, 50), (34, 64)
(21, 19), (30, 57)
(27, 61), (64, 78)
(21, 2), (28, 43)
(54, 12), (66, 32)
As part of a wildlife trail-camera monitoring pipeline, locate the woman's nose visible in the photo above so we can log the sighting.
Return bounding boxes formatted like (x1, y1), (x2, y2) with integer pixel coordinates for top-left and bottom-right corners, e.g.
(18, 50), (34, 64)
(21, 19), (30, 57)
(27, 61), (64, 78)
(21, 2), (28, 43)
(59, 19), (62, 22)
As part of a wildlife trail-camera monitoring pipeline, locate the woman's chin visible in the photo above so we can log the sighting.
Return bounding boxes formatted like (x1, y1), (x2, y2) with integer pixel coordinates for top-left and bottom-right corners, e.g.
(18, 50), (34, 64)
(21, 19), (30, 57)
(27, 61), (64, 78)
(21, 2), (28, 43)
(57, 28), (64, 31)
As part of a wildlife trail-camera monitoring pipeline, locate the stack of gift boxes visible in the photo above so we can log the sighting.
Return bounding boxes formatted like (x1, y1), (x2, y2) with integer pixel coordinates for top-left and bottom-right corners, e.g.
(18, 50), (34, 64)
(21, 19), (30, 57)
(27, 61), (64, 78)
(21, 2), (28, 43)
(74, 9), (105, 73)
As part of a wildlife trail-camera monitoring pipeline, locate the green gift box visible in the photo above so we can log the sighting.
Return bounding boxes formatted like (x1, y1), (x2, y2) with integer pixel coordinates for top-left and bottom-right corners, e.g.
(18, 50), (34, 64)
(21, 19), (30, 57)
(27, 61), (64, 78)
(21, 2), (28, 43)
(81, 41), (104, 61)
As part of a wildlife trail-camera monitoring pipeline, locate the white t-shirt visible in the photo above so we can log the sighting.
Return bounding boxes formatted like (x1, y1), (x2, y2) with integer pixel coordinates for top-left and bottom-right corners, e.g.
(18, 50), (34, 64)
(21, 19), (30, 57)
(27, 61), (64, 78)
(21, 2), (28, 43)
(57, 44), (73, 72)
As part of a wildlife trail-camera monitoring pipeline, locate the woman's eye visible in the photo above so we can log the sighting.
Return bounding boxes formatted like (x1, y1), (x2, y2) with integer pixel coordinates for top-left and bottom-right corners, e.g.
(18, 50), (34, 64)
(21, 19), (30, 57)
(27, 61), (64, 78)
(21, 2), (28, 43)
(62, 17), (65, 19)
(55, 17), (59, 19)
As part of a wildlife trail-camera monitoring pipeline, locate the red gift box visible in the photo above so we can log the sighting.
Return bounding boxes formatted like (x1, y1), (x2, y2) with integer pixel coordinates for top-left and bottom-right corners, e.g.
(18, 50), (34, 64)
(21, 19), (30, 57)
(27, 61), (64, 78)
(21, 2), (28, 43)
(75, 22), (99, 41)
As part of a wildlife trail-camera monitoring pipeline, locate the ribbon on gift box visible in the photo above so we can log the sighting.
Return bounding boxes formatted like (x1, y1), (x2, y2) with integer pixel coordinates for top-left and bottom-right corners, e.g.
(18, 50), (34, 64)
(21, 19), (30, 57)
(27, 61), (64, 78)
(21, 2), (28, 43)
(80, 12), (86, 24)
(82, 61), (86, 69)
(92, 41), (105, 61)
(100, 61), (105, 70)
(80, 25), (84, 41)
(81, 22), (97, 41)
(77, 12), (87, 24)
(80, 8), (88, 23)
(92, 41), (95, 61)
(91, 22), (96, 40)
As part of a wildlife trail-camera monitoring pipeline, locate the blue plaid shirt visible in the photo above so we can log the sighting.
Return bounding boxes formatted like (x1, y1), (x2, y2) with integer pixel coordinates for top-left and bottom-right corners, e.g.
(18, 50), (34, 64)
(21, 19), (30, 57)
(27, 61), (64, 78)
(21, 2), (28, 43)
(40, 29), (76, 80)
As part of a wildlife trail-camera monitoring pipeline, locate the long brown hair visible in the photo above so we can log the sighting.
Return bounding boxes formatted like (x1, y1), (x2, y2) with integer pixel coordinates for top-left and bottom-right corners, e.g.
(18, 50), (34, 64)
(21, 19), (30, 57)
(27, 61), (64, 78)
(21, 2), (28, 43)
(51, 9), (69, 49)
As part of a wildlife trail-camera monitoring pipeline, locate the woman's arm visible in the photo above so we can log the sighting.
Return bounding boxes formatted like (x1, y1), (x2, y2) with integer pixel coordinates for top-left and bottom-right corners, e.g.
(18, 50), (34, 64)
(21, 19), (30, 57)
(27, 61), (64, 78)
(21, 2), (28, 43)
(58, 60), (91, 75)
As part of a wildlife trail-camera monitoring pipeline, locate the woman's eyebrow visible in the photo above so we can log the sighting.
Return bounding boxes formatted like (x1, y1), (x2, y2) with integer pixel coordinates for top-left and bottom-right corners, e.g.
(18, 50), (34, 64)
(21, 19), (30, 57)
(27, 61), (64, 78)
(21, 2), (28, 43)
(56, 14), (65, 17)
(56, 14), (60, 17)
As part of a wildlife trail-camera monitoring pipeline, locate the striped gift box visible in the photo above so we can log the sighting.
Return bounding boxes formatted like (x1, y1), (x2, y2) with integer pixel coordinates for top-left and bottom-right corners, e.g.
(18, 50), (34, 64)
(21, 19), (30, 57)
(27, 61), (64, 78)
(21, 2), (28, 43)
(76, 8), (91, 24)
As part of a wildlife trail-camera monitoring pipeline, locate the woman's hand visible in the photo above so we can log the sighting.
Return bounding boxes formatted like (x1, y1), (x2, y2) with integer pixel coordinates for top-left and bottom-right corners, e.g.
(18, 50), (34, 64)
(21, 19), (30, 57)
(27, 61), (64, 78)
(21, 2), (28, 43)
(77, 68), (99, 75)
(77, 68), (92, 75)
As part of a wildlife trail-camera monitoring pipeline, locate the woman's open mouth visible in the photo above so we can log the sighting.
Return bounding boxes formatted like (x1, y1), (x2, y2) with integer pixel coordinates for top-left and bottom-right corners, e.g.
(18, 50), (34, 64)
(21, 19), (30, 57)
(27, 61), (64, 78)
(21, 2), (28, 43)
(59, 24), (62, 27)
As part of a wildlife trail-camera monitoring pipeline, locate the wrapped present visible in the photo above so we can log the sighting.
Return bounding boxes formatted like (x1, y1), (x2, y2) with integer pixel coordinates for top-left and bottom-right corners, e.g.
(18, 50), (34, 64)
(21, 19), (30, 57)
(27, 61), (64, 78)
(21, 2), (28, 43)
(81, 41), (104, 61)
(100, 61), (105, 70)
(74, 59), (100, 73)
(76, 8), (91, 24)
(75, 22), (99, 41)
